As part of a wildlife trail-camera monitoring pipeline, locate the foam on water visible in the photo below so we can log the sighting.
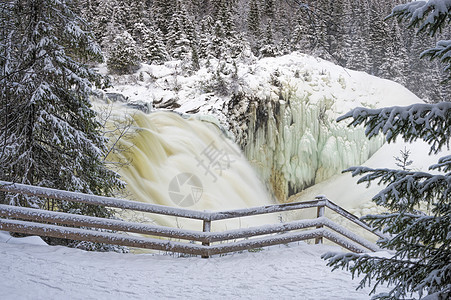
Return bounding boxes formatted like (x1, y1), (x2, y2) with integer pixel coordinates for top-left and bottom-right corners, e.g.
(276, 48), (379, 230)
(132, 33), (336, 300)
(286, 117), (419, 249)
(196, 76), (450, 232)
(105, 107), (278, 230)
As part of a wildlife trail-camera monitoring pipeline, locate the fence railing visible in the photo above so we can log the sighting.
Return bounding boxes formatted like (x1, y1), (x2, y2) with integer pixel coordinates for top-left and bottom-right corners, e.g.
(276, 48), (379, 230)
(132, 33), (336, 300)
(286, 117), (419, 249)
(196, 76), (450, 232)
(0, 181), (386, 257)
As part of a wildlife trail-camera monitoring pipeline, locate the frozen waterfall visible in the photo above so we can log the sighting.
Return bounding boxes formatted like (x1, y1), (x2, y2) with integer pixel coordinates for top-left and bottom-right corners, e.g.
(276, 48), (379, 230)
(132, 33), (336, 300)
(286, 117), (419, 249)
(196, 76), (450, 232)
(226, 92), (385, 202)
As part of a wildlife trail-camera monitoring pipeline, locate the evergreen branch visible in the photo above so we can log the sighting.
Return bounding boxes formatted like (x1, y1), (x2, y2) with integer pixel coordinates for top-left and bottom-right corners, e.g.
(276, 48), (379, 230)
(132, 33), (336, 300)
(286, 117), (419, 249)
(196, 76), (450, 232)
(421, 39), (451, 80)
(337, 103), (451, 154)
(323, 251), (449, 299)
(388, 0), (451, 36)
(345, 165), (450, 210)
(430, 155), (451, 173)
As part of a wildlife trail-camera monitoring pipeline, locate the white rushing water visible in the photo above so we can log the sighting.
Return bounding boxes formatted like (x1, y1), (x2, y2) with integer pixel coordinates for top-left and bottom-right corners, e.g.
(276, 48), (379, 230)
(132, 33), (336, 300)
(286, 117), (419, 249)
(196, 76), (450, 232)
(105, 108), (278, 230)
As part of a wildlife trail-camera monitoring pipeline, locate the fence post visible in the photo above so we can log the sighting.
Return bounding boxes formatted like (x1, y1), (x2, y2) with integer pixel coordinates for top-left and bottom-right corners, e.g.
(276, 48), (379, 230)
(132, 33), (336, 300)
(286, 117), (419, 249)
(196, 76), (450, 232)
(315, 196), (326, 244)
(201, 219), (211, 258)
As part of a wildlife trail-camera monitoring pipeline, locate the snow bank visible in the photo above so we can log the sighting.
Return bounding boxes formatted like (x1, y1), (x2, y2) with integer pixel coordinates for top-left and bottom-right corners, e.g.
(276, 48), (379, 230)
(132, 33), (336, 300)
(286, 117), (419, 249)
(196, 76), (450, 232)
(0, 230), (47, 246)
(288, 139), (449, 240)
(0, 237), (389, 299)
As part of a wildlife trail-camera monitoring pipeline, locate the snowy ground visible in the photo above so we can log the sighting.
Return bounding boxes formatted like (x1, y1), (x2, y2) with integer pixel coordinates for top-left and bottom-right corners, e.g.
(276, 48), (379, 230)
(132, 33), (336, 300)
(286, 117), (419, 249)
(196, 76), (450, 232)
(0, 231), (388, 300)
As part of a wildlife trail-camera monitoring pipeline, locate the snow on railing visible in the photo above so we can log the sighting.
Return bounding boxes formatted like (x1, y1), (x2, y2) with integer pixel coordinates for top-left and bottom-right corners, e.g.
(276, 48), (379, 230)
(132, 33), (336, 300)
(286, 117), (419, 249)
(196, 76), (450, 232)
(0, 181), (211, 220)
(0, 181), (383, 257)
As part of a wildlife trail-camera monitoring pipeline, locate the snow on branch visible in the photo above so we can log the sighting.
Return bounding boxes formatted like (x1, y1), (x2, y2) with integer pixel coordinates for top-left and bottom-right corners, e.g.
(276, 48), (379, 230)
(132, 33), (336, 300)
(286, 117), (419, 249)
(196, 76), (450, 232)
(421, 40), (451, 73)
(388, 1), (451, 80)
(345, 165), (450, 209)
(364, 213), (449, 251)
(389, 0), (451, 36)
(337, 102), (451, 154)
(322, 251), (445, 299)
(430, 155), (451, 172)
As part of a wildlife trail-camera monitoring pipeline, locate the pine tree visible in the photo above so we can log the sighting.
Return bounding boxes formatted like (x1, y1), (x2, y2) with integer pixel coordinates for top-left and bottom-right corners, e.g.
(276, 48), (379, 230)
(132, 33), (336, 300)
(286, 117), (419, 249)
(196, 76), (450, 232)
(346, 22), (370, 72)
(247, 0), (261, 46)
(380, 21), (408, 85)
(198, 15), (215, 59)
(92, 0), (126, 53)
(0, 0), (123, 213)
(218, 0), (236, 38)
(264, 0), (274, 18)
(123, 0), (145, 31)
(210, 20), (228, 59)
(107, 31), (141, 74)
(259, 20), (278, 57)
(131, 22), (150, 48)
(153, 0), (177, 36)
(323, 2), (451, 299)
(368, 4), (391, 76)
(407, 31), (432, 98)
(290, 14), (312, 53)
(87, 0), (116, 46)
(166, 2), (192, 60)
(144, 27), (169, 64)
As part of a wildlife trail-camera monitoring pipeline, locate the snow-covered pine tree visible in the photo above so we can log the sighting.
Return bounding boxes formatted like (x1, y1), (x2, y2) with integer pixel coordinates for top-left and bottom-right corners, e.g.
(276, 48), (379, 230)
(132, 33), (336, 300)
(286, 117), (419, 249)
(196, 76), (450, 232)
(290, 14), (312, 53)
(166, 2), (192, 60)
(323, 1), (451, 299)
(346, 25), (370, 72)
(259, 20), (278, 57)
(400, 2), (451, 82)
(323, 105), (451, 300)
(153, 0), (177, 38)
(217, 0), (236, 39)
(123, 0), (145, 32)
(264, 0), (274, 18)
(368, 4), (391, 77)
(131, 22), (150, 49)
(0, 0), (123, 214)
(198, 16), (215, 59)
(210, 20), (228, 59)
(144, 27), (169, 64)
(247, 0), (261, 52)
(350, 1), (371, 52)
(379, 21), (408, 85)
(107, 31), (141, 74)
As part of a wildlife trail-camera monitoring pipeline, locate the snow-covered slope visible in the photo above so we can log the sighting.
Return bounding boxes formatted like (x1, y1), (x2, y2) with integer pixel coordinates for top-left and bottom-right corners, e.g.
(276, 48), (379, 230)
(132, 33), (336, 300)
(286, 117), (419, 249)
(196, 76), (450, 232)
(286, 139), (449, 241)
(102, 52), (421, 203)
(102, 52), (419, 117)
(0, 232), (390, 299)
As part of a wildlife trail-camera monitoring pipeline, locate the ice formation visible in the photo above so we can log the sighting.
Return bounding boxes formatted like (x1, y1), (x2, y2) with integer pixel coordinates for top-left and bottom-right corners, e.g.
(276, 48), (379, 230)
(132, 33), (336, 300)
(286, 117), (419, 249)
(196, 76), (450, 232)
(222, 55), (420, 202)
(227, 92), (386, 202)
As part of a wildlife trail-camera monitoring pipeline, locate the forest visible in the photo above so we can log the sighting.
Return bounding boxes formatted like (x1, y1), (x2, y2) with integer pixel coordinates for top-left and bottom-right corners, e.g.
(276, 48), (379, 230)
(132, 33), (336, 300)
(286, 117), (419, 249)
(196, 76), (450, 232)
(78, 0), (450, 102)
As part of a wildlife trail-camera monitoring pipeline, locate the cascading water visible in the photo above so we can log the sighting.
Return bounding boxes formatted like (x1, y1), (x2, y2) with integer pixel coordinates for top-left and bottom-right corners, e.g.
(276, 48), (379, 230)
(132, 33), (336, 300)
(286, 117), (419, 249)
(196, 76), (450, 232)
(103, 106), (278, 230)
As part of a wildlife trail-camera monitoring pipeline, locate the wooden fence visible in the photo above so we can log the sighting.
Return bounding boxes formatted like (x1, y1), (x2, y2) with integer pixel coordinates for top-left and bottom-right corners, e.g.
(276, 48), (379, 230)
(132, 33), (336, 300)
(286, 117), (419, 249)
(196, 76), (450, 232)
(0, 181), (386, 258)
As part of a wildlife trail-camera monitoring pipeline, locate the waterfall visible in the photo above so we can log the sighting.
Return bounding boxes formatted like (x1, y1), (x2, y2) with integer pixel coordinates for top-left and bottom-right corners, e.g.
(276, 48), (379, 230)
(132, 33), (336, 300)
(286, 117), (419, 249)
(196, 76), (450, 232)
(104, 107), (278, 230)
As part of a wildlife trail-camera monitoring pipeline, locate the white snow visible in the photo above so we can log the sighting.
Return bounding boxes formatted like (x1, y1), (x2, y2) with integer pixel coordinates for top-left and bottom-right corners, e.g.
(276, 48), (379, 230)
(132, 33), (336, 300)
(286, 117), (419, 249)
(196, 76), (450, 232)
(101, 52), (420, 127)
(0, 231), (389, 299)
(287, 139), (450, 241)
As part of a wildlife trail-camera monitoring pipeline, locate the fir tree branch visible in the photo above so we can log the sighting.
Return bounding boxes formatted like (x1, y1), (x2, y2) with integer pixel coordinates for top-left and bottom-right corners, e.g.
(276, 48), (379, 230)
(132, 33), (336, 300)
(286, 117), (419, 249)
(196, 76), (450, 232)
(337, 102), (451, 154)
